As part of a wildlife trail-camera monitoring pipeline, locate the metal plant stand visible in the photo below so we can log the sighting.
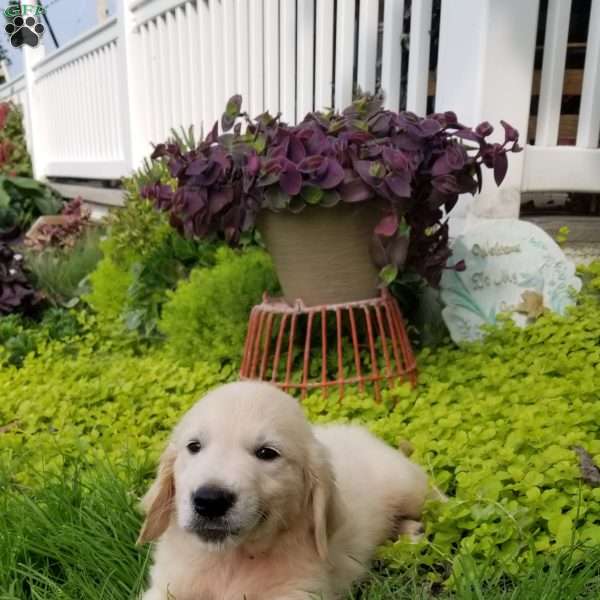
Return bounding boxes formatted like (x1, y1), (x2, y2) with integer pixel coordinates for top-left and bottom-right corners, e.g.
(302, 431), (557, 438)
(240, 290), (417, 401)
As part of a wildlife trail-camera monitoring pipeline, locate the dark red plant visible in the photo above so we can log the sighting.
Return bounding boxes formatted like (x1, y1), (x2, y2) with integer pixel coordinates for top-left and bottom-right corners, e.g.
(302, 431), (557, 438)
(0, 103), (10, 131)
(24, 197), (91, 252)
(144, 95), (520, 287)
(0, 244), (37, 315)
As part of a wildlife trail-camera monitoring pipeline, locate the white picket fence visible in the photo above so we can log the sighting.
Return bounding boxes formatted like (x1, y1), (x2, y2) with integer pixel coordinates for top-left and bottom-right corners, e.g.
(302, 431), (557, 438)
(523, 0), (600, 193)
(1, 0), (599, 220)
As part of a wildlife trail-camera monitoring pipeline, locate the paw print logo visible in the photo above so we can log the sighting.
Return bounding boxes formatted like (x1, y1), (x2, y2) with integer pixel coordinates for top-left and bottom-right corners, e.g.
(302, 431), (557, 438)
(5, 16), (44, 48)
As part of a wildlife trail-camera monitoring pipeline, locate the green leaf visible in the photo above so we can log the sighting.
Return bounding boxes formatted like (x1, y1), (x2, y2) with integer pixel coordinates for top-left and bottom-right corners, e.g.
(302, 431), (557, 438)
(5, 176), (44, 191)
(32, 192), (63, 215)
(548, 514), (573, 547)
(379, 264), (398, 285)
(252, 134), (267, 154)
(320, 190), (341, 208)
(0, 185), (10, 209)
(225, 94), (242, 117)
(369, 161), (386, 178)
(288, 196), (306, 213)
(263, 187), (290, 211)
(398, 218), (411, 237)
(300, 186), (324, 205)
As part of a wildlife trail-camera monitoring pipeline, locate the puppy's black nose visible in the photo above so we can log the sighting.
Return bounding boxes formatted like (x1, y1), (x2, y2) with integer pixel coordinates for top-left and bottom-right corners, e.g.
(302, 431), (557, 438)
(192, 486), (236, 518)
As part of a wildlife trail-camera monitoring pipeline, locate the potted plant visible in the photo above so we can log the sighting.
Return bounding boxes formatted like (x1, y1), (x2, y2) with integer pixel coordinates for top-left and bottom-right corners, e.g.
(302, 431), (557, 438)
(144, 95), (520, 306)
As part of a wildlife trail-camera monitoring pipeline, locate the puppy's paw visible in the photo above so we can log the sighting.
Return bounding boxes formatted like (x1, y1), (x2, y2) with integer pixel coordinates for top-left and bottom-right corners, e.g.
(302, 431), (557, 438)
(392, 518), (425, 543)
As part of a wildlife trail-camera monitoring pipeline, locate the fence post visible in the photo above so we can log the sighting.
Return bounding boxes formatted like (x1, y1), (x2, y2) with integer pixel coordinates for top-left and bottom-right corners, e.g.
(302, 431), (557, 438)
(22, 45), (45, 180)
(435, 0), (540, 236)
(116, 0), (145, 172)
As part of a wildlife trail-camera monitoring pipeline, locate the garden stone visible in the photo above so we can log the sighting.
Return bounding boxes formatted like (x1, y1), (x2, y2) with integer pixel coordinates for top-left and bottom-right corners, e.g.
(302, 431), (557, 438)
(440, 219), (581, 343)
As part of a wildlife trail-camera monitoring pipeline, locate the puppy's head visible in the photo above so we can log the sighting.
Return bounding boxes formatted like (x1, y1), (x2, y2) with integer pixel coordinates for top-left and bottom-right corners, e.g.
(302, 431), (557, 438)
(138, 381), (336, 559)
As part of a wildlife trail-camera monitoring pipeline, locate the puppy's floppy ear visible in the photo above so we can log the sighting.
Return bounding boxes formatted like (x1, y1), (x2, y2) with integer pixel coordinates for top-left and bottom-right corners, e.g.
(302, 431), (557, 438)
(137, 444), (177, 544)
(305, 440), (339, 561)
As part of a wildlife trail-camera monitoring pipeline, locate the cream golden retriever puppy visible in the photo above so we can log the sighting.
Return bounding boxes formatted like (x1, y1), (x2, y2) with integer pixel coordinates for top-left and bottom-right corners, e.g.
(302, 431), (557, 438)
(139, 381), (438, 600)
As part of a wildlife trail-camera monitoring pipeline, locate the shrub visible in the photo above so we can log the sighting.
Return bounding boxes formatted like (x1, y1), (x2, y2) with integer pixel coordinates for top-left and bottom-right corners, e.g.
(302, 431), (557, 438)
(0, 308), (81, 368)
(84, 253), (133, 323)
(0, 101), (32, 177)
(101, 191), (172, 269)
(159, 246), (279, 364)
(85, 164), (216, 336)
(0, 313), (36, 367)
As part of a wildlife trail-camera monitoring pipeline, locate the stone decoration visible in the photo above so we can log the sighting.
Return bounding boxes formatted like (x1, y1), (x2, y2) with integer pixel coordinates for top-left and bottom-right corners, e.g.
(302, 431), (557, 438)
(440, 219), (582, 343)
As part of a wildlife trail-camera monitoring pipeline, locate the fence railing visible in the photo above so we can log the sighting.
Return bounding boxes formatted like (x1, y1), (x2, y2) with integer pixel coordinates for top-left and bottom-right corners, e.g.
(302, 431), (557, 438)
(32, 17), (129, 179)
(522, 0), (600, 194)
(0, 0), (599, 220)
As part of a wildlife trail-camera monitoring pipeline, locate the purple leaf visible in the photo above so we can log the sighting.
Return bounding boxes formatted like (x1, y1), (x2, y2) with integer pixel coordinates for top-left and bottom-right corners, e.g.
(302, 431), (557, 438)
(388, 235), (409, 268)
(339, 178), (371, 203)
(454, 128), (481, 142)
(475, 121), (494, 137)
(279, 162), (303, 195)
(370, 235), (388, 268)
(246, 153), (260, 177)
(493, 152), (508, 186)
(432, 174), (459, 194)
(385, 173), (411, 198)
(208, 187), (234, 214)
(298, 155), (345, 189)
(500, 120), (519, 143)
(417, 119), (443, 137)
(374, 213), (399, 237)
(431, 154), (451, 177)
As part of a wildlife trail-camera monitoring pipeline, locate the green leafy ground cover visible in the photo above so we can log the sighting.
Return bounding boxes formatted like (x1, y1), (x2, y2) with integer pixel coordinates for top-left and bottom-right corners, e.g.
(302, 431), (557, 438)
(2, 264), (600, 598)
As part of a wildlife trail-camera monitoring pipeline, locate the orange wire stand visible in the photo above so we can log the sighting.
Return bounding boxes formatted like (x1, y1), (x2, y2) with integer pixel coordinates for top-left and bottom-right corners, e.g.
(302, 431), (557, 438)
(240, 290), (417, 401)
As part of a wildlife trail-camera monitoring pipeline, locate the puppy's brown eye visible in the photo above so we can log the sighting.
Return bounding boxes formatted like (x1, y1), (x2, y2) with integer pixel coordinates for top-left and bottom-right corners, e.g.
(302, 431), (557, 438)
(255, 446), (280, 461)
(187, 441), (202, 454)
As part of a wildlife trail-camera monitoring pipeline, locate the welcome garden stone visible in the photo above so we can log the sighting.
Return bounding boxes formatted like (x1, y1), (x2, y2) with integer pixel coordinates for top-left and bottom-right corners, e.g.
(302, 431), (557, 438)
(440, 219), (582, 343)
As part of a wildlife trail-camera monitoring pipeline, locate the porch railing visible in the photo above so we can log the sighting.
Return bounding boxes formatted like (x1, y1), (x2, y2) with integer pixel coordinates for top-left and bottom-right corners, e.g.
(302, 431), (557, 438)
(0, 0), (598, 220)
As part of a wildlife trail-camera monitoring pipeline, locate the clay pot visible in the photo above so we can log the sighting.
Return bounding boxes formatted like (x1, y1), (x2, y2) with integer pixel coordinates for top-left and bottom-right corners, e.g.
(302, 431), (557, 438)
(257, 203), (381, 306)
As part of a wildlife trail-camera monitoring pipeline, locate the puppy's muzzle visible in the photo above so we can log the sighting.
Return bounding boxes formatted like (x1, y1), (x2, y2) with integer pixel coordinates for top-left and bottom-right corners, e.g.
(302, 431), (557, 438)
(192, 485), (237, 519)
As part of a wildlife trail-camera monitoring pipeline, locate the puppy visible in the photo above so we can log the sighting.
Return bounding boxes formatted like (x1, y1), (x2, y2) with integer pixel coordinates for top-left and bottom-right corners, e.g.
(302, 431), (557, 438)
(138, 381), (436, 600)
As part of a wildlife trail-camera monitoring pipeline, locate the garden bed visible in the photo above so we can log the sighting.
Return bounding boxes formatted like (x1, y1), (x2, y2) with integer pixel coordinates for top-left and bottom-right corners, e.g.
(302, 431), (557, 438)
(2, 263), (600, 597)
(3, 97), (600, 599)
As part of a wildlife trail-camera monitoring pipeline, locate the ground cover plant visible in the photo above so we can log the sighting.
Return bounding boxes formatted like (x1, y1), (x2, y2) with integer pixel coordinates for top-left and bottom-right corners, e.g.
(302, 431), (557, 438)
(1, 262), (600, 597)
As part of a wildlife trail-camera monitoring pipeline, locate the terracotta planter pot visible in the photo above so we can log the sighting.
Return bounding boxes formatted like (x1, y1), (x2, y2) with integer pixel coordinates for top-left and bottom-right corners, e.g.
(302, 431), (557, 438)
(257, 203), (381, 306)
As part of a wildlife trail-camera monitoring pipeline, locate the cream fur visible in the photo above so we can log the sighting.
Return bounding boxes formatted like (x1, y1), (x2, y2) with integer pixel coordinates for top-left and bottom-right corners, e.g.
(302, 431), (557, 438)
(139, 381), (436, 600)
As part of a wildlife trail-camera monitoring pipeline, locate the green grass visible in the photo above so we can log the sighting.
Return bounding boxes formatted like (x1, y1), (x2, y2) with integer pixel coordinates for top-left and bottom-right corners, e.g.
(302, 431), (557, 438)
(3, 464), (600, 600)
(24, 229), (103, 307)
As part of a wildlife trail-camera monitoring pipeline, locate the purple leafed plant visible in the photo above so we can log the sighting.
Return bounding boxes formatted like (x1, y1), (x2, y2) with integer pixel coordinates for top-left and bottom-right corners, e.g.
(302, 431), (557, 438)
(24, 197), (91, 252)
(0, 243), (37, 315)
(144, 94), (520, 287)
